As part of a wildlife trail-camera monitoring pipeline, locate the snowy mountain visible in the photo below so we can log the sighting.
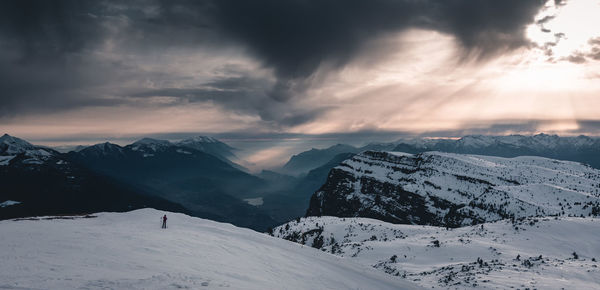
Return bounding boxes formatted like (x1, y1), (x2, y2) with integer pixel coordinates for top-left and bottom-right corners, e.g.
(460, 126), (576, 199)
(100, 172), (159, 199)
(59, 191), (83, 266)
(0, 136), (186, 220)
(0, 134), (57, 166)
(129, 137), (172, 153)
(50, 144), (88, 153)
(176, 136), (238, 162)
(393, 134), (600, 169)
(0, 135), (285, 230)
(75, 142), (125, 158)
(74, 136), (238, 163)
(67, 139), (276, 231)
(273, 215), (600, 289)
(0, 209), (420, 290)
(307, 151), (600, 227)
(280, 134), (600, 178)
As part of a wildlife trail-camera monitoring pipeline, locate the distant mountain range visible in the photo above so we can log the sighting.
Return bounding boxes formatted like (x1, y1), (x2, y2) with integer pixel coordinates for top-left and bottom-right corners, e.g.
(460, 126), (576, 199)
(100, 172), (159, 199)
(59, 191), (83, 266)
(0, 134), (187, 220)
(65, 137), (276, 230)
(5, 132), (600, 288)
(4, 132), (600, 232)
(0, 134), (278, 230)
(392, 134), (600, 169)
(307, 150), (600, 227)
(280, 134), (600, 176)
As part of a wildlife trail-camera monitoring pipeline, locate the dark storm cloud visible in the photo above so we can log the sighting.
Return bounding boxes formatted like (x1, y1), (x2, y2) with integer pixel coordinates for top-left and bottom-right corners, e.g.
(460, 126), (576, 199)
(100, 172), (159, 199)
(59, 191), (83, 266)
(560, 38), (600, 64)
(132, 75), (332, 127)
(536, 15), (556, 25)
(0, 0), (105, 61)
(0, 0), (545, 125)
(565, 53), (587, 64)
(210, 0), (544, 79)
(588, 38), (600, 61)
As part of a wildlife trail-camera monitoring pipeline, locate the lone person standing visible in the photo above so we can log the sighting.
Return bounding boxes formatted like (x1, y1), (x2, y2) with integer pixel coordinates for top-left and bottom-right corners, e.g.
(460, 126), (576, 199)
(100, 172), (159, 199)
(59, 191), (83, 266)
(161, 214), (167, 229)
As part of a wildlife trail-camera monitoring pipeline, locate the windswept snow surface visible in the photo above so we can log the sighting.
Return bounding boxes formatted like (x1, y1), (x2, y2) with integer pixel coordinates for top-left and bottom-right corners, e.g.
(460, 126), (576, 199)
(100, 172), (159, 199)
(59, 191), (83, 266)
(274, 216), (600, 289)
(0, 209), (420, 290)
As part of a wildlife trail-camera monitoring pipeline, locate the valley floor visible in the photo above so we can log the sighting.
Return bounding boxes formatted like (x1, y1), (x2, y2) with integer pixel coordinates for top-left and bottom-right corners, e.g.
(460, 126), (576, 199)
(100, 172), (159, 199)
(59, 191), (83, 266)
(0, 209), (420, 290)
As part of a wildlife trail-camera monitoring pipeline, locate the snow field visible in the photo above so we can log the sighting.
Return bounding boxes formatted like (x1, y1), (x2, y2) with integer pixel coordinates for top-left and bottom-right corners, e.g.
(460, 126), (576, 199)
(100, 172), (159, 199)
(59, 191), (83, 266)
(0, 209), (421, 290)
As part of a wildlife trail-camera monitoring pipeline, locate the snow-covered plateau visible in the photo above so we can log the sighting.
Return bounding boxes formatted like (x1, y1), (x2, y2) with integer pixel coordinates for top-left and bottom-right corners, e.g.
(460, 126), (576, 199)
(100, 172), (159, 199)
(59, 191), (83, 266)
(307, 151), (600, 227)
(274, 215), (600, 289)
(0, 209), (421, 290)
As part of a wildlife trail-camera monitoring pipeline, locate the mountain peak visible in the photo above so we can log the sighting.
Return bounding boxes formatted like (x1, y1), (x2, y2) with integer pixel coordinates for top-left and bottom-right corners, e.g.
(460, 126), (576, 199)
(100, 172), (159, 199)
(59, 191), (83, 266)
(175, 136), (236, 159)
(77, 142), (124, 157)
(181, 136), (220, 143)
(129, 138), (172, 152)
(0, 134), (55, 164)
(90, 142), (122, 150)
(132, 138), (171, 146)
(0, 134), (37, 153)
(1, 133), (28, 143)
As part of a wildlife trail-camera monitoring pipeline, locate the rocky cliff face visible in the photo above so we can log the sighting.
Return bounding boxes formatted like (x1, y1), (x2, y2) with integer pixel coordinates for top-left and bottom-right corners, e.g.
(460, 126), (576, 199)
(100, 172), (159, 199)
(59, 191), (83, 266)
(306, 151), (600, 227)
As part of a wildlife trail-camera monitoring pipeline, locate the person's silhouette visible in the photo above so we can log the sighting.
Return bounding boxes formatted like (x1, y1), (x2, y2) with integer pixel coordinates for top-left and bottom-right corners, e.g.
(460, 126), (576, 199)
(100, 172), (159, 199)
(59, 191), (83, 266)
(162, 214), (167, 229)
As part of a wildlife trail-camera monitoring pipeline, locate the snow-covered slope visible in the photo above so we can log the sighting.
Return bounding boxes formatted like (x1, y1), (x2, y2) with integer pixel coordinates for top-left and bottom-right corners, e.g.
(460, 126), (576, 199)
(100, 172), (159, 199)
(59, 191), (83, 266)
(0, 134), (56, 165)
(274, 216), (600, 289)
(307, 151), (600, 227)
(0, 209), (420, 290)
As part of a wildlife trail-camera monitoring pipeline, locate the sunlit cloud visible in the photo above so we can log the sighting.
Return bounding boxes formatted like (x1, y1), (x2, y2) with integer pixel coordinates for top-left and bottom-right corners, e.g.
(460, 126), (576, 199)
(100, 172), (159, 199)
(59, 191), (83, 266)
(527, 0), (600, 61)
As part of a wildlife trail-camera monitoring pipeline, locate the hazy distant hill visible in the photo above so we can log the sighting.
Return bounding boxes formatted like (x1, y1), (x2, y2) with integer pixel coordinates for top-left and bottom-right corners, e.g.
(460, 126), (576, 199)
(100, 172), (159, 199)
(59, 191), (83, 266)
(393, 134), (600, 169)
(66, 137), (277, 230)
(281, 144), (359, 176)
(260, 152), (357, 222)
(281, 134), (600, 178)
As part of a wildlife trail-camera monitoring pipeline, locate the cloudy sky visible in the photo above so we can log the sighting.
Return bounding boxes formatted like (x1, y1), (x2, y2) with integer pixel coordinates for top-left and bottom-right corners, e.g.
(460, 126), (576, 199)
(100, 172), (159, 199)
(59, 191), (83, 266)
(2, 0), (600, 150)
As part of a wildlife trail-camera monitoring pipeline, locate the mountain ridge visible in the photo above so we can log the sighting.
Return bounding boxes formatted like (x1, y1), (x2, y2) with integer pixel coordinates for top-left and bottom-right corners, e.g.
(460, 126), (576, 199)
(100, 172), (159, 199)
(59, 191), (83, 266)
(307, 150), (600, 227)
(280, 134), (600, 177)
